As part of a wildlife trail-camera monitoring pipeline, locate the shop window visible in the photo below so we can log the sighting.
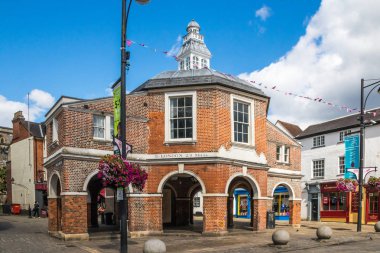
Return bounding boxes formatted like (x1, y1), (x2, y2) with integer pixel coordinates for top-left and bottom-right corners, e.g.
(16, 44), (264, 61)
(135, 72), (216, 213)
(322, 192), (347, 211)
(313, 159), (325, 178)
(313, 135), (325, 147)
(339, 156), (345, 174)
(369, 192), (379, 214)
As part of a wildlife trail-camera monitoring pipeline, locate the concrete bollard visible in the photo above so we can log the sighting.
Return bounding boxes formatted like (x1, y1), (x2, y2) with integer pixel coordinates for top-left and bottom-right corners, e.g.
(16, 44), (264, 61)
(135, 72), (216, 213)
(375, 221), (380, 232)
(272, 229), (290, 245)
(316, 226), (332, 239)
(143, 238), (166, 253)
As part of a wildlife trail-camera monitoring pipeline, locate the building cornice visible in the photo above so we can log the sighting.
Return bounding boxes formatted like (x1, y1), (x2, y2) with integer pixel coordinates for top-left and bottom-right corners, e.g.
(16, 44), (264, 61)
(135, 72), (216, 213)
(268, 167), (303, 179)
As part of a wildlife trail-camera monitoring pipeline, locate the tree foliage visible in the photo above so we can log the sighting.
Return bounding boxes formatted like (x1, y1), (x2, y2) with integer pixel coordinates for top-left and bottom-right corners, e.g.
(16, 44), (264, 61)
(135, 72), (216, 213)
(0, 166), (6, 194)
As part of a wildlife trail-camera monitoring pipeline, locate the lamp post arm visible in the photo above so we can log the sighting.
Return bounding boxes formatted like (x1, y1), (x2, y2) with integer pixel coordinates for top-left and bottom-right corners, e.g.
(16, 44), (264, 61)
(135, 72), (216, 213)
(363, 83), (380, 109)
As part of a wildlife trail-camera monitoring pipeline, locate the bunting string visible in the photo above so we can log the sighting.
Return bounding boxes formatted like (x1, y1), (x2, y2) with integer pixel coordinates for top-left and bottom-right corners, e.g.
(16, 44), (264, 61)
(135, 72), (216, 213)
(126, 38), (377, 117)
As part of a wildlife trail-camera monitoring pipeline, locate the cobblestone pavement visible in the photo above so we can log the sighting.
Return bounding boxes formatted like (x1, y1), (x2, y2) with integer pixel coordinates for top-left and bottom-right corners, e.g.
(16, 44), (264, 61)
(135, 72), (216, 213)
(1, 215), (380, 253)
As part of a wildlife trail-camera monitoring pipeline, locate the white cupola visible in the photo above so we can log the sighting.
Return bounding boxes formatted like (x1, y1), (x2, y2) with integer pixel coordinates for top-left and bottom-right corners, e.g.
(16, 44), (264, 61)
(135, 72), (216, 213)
(177, 20), (212, 70)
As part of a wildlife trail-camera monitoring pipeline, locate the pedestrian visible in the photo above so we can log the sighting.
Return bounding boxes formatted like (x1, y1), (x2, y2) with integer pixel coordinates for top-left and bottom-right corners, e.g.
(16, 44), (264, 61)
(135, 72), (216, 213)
(33, 201), (40, 218)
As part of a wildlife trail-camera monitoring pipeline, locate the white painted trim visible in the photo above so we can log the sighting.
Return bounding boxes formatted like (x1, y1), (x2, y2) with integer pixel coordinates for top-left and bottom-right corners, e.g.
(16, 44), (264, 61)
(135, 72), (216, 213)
(61, 192), (88, 196)
(224, 172), (261, 198)
(127, 193), (163, 197)
(164, 91), (197, 143)
(48, 170), (62, 198)
(268, 168), (302, 176)
(83, 169), (99, 191)
(252, 197), (273, 200)
(270, 181), (296, 200)
(203, 193), (228, 197)
(157, 169), (206, 194)
(230, 94), (255, 146)
(291, 198), (302, 201)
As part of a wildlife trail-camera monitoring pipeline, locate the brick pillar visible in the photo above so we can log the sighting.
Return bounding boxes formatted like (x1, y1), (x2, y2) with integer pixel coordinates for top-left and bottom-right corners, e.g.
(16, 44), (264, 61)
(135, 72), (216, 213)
(227, 196), (234, 228)
(60, 194), (89, 240)
(203, 195), (227, 235)
(289, 200), (301, 228)
(48, 197), (58, 232)
(128, 194), (162, 237)
(252, 199), (267, 231)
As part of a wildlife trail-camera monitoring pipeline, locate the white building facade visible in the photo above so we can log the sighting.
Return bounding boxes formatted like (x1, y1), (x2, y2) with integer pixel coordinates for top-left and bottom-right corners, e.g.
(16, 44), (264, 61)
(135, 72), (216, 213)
(297, 109), (380, 223)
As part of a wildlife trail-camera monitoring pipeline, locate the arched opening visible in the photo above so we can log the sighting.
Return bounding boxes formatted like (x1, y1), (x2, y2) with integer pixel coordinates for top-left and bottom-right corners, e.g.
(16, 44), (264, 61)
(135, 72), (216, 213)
(271, 183), (294, 224)
(161, 173), (204, 233)
(85, 174), (117, 232)
(227, 176), (256, 231)
(49, 173), (62, 231)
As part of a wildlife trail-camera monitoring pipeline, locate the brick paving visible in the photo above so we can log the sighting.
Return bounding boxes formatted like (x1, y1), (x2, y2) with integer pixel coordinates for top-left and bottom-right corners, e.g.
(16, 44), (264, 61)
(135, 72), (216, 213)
(1, 215), (380, 253)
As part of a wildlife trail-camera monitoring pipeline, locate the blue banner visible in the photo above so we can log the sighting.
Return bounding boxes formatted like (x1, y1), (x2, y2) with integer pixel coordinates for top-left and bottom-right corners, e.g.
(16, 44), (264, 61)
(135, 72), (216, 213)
(344, 134), (360, 179)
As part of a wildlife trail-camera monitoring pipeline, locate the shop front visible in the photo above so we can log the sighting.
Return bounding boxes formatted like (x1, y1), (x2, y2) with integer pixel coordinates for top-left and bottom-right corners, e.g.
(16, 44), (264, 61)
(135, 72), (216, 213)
(320, 182), (348, 222)
(365, 186), (379, 224)
(233, 189), (251, 218)
(273, 186), (289, 221)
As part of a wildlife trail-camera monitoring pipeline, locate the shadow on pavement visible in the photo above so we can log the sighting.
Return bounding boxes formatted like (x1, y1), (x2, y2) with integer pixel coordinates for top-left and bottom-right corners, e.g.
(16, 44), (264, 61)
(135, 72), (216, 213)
(0, 221), (14, 231)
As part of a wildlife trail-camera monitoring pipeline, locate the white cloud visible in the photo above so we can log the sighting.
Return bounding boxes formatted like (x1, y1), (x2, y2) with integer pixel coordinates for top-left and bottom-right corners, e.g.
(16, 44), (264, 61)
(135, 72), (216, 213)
(166, 35), (182, 57)
(255, 5), (271, 21)
(240, 0), (380, 128)
(105, 87), (113, 96)
(0, 90), (55, 127)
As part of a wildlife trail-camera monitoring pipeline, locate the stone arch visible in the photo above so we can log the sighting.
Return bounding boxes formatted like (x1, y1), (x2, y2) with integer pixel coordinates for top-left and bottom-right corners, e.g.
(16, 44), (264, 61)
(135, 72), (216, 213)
(157, 170), (206, 194)
(48, 171), (61, 198)
(225, 173), (261, 198)
(271, 182), (295, 200)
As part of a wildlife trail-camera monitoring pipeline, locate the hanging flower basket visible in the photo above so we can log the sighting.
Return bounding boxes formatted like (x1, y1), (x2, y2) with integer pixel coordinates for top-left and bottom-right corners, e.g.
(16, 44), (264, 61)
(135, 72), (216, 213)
(336, 178), (358, 192)
(367, 176), (380, 190)
(97, 154), (148, 190)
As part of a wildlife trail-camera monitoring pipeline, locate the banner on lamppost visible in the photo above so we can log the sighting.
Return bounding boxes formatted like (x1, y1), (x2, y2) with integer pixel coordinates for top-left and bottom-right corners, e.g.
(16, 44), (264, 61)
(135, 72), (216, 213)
(344, 134), (360, 179)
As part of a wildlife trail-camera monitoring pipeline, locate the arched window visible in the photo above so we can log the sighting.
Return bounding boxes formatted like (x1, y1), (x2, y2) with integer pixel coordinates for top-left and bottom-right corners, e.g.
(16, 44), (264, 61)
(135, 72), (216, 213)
(193, 56), (199, 69)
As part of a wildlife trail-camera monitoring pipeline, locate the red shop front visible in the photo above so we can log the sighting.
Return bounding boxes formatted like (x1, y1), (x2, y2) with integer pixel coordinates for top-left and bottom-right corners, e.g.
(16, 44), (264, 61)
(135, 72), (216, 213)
(320, 182), (348, 222)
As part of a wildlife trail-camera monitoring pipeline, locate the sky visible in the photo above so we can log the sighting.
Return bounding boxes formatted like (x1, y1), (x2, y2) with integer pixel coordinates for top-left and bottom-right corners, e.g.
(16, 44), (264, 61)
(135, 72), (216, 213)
(1, 0), (379, 129)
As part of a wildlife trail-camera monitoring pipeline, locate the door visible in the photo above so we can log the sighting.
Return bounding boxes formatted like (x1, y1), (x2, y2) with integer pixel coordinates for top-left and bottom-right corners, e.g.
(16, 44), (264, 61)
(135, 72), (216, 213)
(311, 194), (319, 221)
(366, 192), (379, 223)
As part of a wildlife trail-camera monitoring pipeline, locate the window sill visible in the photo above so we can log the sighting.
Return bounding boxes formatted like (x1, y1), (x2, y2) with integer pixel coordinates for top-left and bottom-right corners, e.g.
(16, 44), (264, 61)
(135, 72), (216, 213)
(231, 142), (255, 150)
(311, 145), (325, 149)
(276, 161), (291, 166)
(48, 140), (59, 149)
(312, 177), (325, 180)
(164, 140), (197, 146)
(93, 138), (112, 143)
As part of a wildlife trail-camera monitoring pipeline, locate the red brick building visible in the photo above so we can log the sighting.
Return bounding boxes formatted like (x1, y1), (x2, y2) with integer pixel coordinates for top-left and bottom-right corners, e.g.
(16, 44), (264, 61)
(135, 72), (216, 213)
(45, 20), (301, 240)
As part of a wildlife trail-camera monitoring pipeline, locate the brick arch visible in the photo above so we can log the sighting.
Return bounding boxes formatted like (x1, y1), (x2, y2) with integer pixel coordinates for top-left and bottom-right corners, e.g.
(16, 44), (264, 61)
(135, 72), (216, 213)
(48, 171), (61, 198)
(224, 173), (261, 198)
(271, 182), (295, 200)
(157, 170), (206, 194)
(82, 169), (133, 193)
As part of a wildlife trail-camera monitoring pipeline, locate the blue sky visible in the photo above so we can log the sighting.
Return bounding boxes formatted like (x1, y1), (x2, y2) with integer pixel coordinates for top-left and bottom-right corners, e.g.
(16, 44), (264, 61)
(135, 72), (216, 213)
(1, 0), (380, 127)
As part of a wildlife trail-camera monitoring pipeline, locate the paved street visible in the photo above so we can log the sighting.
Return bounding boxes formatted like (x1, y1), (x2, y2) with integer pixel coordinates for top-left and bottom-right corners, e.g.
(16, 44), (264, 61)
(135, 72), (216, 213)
(1, 215), (380, 253)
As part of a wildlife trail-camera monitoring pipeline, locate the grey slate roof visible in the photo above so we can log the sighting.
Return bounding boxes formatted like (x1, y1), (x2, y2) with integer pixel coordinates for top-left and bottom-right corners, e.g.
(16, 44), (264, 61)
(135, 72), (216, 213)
(22, 121), (45, 138)
(131, 68), (267, 97)
(296, 108), (380, 139)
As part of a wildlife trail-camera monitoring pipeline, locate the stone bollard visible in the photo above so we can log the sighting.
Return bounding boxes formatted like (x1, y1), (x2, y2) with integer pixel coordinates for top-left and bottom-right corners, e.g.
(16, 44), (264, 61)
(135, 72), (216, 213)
(143, 238), (166, 253)
(375, 221), (380, 232)
(272, 229), (290, 245)
(316, 226), (332, 239)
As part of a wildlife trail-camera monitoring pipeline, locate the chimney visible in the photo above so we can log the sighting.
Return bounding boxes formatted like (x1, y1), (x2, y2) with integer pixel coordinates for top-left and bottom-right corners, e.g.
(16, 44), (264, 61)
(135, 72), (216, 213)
(12, 111), (25, 140)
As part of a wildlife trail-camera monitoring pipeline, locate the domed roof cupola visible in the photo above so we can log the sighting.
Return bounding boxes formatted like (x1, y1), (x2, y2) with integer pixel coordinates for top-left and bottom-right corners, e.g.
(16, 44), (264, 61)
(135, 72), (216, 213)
(177, 20), (211, 71)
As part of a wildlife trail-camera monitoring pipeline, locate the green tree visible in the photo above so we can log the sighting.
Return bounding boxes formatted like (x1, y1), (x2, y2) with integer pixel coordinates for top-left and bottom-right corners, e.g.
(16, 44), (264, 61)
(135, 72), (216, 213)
(0, 166), (6, 194)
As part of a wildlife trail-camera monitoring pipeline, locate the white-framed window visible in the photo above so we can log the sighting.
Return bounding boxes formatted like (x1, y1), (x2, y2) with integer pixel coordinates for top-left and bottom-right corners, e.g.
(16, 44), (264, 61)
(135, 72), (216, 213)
(165, 91), (197, 142)
(276, 145), (290, 163)
(339, 130), (351, 142)
(201, 59), (207, 68)
(180, 61), (184, 70)
(192, 56), (199, 69)
(93, 115), (114, 140)
(313, 159), (325, 178)
(52, 118), (58, 142)
(231, 95), (254, 145)
(185, 57), (190, 70)
(339, 156), (345, 174)
(312, 135), (325, 147)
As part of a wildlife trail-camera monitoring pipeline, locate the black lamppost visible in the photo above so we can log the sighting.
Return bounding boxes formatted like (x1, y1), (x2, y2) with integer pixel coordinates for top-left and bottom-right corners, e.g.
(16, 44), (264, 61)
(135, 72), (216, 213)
(119, 0), (149, 252)
(357, 78), (380, 232)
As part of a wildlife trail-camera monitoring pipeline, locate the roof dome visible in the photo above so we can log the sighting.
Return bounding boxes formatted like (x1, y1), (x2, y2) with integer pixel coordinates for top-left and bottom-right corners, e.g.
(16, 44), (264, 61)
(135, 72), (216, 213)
(187, 19), (200, 29)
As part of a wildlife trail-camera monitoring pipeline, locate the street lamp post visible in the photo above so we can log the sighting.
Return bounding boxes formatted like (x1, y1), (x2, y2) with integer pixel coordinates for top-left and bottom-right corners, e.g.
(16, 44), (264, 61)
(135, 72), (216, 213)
(357, 78), (380, 232)
(119, 0), (149, 252)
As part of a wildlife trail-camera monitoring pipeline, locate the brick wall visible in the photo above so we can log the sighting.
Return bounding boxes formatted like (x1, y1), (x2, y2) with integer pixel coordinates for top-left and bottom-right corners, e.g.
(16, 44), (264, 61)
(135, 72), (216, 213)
(203, 196), (227, 233)
(61, 195), (87, 234)
(266, 121), (301, 171)
(128, 196), (162, 232)
(48, 198), (58, 232)
(253, 199), (267, 230)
